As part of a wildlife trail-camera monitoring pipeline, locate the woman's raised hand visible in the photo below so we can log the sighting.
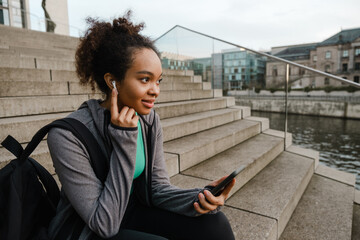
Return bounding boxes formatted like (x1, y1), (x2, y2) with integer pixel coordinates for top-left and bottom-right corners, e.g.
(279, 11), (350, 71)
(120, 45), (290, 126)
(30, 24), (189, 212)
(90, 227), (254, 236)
(110, 88), (139, 128)
(194, 176), (236, 214)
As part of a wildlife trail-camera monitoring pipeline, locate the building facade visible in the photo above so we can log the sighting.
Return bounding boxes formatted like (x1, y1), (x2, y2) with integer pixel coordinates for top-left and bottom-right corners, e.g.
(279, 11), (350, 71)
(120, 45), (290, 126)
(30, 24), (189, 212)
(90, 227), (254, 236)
(0, 0), (69, 35)
(266, 28), (360, 88)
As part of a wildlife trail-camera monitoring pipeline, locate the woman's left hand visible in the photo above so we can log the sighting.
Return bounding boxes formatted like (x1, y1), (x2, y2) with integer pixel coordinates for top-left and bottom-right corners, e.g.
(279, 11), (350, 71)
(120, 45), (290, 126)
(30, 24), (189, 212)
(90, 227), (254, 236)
(193, 176), (236, 214)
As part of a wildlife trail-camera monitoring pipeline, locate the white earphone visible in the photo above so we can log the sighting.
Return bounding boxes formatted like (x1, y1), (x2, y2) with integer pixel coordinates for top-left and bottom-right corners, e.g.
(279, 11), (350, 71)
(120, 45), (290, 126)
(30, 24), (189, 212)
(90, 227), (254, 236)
(112, 81), (118, 93)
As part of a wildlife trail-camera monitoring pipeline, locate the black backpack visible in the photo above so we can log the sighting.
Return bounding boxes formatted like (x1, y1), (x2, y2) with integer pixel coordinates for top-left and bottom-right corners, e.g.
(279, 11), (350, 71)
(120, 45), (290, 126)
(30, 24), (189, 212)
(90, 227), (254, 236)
(0, 118), (109, 240)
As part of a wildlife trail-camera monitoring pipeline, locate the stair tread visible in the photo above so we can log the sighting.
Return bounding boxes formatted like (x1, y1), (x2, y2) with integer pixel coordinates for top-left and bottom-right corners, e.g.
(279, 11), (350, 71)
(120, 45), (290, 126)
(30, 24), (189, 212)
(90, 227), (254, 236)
(280, 174), (354, 240)
(164, 119), (258, 151)
(182, 133), (283, 185)
(164, 119), (260, 171)
(162, 108), (241, 141)
(226, 151), (314, 237)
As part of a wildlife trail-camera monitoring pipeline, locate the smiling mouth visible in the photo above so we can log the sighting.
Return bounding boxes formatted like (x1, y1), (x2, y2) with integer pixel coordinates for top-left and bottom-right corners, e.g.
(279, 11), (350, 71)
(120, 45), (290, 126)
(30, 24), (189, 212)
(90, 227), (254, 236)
(142, 99), (155, 108)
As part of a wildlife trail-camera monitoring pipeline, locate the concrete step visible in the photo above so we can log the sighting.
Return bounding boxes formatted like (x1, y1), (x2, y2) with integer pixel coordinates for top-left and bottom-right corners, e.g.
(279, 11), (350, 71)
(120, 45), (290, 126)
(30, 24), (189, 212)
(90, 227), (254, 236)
(0, 95), (89, 118)
(0, 67), (51, 82)
(353, 190), (360, 240)
(0, 80), (209, 97)
(0, 24), (79, 50)
(155, 97), (235, 119)
(280, 166), (355, 240)
(0, 88), (220, 117)
(170, 133), (284, 195)
(0, 112), (69, 144)
(162, 108), (242, 142)
(0, 97), (237, 143)
(0, 54), (36, 68)
(226, 151), (314, 239)
(155, 89), (214, 103)
(0, 140), (178, 178)
(164, 119), (261, 172)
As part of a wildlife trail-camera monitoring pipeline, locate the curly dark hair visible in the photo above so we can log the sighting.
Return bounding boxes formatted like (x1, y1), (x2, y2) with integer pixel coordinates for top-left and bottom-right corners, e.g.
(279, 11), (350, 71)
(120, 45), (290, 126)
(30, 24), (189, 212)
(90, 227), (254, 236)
(75, 10), (160, 95)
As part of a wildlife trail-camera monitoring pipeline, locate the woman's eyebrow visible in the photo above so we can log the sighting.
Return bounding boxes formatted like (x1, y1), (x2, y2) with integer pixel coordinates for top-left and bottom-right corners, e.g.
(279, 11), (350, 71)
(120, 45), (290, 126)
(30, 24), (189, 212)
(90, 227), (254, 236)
(136, 71), (154, 76)
(136, 71), (163, 78)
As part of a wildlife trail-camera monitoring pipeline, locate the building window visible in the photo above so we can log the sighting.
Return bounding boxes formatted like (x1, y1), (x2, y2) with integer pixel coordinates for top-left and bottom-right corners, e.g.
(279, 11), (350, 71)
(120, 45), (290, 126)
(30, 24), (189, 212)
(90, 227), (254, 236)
(342, 63), (348, 72)
(325, 65), (331, 73)
(355, 48), (360, 56)
(343, 50), (349, 57)
(234, 68), (238, 73)
(0, 0), (10, 26)
(299, 68), (305, 75)
(355, 76), (359, 83)
(324, 78), (330, 85)
(325, 51), (331, 59)
(272, 67), (278, 77)
(355, 62), (360, 70)
(313, 55), (317, 62)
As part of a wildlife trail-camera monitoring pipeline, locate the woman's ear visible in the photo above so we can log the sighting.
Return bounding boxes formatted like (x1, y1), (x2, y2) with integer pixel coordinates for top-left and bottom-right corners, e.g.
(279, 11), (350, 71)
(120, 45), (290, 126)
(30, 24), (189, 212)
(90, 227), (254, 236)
(104, 73), (116, 90)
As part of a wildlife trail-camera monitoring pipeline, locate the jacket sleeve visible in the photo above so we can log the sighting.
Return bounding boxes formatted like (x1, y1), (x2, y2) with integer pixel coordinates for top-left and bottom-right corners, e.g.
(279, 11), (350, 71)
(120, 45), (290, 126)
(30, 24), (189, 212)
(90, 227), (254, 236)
(150, 114), (220, 216)
(47, 124), (138, 238)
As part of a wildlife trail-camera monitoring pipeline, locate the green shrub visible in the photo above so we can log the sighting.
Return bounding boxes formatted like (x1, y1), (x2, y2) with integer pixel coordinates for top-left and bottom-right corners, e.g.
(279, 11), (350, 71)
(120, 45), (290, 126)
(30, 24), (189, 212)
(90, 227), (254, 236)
(269, 88), (277, 93)
(254, 87), (261, 93)
(304, 86), (312, 92)
(324, 86), (333, 93)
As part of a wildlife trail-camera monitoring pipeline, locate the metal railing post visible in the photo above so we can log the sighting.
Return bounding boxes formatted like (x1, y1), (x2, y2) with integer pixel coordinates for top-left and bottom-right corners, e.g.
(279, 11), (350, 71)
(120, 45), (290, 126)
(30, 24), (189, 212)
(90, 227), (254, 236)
(284, 64), (289, 150)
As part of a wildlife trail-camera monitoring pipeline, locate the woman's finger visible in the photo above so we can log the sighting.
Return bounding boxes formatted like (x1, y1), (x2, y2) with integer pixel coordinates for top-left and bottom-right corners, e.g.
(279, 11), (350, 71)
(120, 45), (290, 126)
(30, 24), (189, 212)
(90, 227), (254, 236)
(110, 87), (119, 121)
(198, 192), (218, 212)
(203, 190), (224, 206)
(219, 178), (236, 200)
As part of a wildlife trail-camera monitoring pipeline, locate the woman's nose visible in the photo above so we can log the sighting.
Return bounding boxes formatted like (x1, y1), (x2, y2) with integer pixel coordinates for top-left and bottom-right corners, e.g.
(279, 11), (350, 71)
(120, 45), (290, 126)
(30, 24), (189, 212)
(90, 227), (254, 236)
(148, 82), (160, 97)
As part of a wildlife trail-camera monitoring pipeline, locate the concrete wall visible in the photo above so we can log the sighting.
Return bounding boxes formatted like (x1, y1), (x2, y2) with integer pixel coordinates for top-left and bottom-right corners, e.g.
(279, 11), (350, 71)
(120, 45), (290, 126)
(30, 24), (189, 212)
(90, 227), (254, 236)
(235, 98), (360, 119)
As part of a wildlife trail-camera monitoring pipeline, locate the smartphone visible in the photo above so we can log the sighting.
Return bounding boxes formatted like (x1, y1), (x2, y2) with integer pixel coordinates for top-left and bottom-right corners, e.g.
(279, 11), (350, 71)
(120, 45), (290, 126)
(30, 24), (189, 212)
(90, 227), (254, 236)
(210, 165), (246, 196)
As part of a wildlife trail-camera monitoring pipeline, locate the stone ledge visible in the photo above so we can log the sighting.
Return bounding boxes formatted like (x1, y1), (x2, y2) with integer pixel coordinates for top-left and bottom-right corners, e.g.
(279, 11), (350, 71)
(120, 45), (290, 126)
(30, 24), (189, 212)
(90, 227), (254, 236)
(354, 189), (360, 204)
(245, 116), (270, 132)
(263, 129), (292, 148)
(286, 145), (319, 170)
(230, 106), (251, 118)
(315, 164), (356, 187)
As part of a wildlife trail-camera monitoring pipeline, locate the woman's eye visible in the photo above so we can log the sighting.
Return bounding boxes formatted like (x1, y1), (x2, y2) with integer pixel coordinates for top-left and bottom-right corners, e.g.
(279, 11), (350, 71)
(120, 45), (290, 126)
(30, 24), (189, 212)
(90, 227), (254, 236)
(157, 78), (163, 84)
(141, 77), (149, 83)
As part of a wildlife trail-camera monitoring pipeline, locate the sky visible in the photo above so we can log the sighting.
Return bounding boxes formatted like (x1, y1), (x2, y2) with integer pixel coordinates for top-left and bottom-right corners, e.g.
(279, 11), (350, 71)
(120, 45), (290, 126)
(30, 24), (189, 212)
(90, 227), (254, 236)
(29, 0), (360, 51)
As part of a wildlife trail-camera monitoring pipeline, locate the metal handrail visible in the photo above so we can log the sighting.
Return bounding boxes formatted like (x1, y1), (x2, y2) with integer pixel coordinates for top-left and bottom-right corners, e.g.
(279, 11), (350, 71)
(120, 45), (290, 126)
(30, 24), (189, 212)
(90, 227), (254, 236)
(155, 25), (360, 150)
(155, 25), (360, 88)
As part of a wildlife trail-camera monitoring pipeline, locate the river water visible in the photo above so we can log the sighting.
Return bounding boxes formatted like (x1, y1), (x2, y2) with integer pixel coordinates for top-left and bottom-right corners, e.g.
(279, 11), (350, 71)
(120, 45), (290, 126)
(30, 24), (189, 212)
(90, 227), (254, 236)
(251, 111), (360, 190)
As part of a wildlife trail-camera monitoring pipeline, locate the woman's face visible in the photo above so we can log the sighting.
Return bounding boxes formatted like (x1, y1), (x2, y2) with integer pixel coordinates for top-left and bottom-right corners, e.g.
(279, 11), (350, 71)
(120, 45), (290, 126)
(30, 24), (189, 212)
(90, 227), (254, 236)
(116, 48), (162, 115)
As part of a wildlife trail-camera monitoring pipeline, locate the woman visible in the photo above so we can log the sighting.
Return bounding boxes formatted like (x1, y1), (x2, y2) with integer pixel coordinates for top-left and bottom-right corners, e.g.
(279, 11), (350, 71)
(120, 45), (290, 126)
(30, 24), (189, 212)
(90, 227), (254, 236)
(47, 11), (235, 240)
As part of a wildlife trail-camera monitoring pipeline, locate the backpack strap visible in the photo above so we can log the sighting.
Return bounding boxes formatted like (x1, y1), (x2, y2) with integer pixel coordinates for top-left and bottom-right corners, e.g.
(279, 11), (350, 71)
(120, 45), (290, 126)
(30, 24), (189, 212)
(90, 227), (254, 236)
(19, 118), (109, 183)
(1, 135), (24, 158)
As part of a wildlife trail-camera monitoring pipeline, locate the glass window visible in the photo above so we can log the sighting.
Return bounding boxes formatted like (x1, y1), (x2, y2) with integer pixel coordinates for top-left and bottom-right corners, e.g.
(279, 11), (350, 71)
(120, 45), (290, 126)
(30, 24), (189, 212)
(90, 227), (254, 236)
(355, 62), (360, 70)
(324, 78), (330, 85)
(0, 0), (9, 7)
(325, 51), (331, 59)
(0, 8), (9, 25)
(272, 67), (278, 77)
(355, 48), (360, 56)
(313, 55), (317, 62)
(354, 76), (359, 83)
(343, 50), (349, 57)
(325, 65), (331, 73)
(342, 63), (348, 72)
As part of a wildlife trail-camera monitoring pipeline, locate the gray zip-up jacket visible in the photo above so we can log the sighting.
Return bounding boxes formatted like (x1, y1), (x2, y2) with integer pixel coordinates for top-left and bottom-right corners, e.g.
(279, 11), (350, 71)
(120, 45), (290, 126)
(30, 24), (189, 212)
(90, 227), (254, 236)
(47, 99), (212, 239)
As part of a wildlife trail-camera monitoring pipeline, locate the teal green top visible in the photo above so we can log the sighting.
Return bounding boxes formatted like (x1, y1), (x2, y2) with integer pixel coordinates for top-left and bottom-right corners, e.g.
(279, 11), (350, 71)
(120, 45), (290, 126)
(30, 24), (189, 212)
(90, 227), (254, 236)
(134, 116), (145, 179)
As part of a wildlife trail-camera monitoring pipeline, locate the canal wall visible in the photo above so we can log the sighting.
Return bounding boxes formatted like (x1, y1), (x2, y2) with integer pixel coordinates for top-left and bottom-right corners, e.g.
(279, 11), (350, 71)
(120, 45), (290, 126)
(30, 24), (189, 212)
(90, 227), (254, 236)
(234, 97), (360, 119)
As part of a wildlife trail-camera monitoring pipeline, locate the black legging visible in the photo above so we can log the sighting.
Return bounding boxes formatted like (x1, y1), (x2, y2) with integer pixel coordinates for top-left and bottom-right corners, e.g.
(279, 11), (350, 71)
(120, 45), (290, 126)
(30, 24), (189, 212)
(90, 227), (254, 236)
(113, 197), (235, 240)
